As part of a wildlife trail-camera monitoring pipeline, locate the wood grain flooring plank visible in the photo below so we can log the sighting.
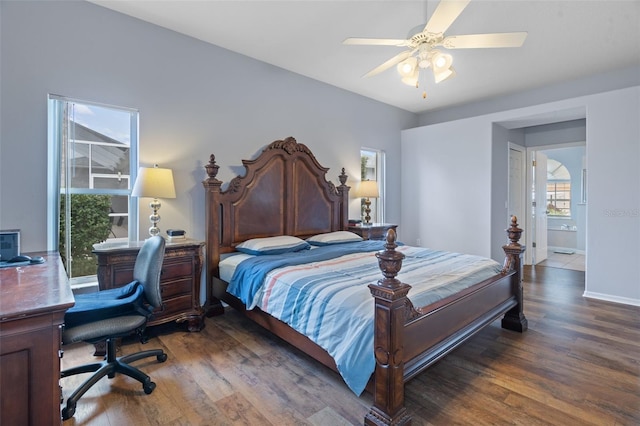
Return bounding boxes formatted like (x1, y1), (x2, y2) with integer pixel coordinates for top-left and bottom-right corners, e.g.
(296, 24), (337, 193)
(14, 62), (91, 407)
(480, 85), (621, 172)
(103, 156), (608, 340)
(60, 266), (640, 426)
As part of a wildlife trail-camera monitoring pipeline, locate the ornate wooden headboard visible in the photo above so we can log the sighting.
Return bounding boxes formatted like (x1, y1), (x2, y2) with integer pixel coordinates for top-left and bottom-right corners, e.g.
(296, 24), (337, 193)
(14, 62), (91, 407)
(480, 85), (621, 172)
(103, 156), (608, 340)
(202, 137), (350, 277)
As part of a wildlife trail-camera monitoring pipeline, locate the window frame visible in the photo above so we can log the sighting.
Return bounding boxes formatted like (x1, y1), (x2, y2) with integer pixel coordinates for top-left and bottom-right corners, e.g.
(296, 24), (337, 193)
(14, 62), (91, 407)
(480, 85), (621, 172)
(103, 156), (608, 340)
(546, 180), (572, 217)
(360, 147), (386, 223)
(47, 95), (139, 285)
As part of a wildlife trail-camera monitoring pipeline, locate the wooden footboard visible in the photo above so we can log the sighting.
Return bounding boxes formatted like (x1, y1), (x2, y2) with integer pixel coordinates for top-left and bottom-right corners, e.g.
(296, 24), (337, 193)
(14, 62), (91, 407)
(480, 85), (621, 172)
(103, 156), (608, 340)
(365, 217), (526, 425)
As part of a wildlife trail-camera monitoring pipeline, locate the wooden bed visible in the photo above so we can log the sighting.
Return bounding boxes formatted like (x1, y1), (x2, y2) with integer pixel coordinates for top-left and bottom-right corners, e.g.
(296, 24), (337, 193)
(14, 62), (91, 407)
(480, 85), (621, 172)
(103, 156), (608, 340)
(202, 137), (527, 425)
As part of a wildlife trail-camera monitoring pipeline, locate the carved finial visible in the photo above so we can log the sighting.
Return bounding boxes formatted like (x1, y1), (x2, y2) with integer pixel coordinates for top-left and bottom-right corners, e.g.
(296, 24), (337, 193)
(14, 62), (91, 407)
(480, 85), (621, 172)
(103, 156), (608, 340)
(205, 154), (220, 179)
(338, 168), (348, 186)
(375, 228), (405, 288)
(384, 228), (398, 251)
(506, 215), (523, 246)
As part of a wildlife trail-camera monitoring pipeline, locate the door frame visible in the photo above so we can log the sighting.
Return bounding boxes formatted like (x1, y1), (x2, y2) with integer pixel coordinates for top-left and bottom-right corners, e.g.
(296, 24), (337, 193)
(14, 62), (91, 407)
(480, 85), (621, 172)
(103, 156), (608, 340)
(507, 142), (529, 262)
(523, 141), (587, 265)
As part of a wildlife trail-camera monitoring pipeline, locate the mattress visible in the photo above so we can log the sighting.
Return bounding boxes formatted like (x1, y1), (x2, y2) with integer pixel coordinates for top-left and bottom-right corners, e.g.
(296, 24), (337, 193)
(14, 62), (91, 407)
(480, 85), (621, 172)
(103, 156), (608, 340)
(220, 241), (502, 395)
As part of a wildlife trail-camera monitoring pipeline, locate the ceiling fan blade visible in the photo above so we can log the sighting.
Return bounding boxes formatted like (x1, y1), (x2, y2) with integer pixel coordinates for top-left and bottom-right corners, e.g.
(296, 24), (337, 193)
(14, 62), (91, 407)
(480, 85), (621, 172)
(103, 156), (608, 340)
(443, 32), (528, 49)
(343, 37), (409, 47)
(363, 49), (415, 78)
(424, 0), (471, 34)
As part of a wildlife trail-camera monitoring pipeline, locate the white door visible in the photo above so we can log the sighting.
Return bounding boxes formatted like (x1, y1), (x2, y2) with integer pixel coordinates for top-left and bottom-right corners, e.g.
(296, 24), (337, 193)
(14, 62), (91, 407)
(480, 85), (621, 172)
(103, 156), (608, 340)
(508, 144), (526, 237)
(534, 151), (548, 264)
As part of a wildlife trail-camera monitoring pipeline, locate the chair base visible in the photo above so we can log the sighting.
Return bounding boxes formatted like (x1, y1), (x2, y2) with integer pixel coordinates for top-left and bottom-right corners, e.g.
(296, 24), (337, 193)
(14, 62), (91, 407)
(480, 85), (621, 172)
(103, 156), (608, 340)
(61, 337), (167, 420)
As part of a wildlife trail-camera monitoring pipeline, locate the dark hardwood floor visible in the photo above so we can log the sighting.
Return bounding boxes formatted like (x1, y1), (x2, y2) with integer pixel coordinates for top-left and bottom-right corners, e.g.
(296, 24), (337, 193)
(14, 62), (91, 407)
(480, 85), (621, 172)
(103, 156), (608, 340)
(60, 266), (640, 425)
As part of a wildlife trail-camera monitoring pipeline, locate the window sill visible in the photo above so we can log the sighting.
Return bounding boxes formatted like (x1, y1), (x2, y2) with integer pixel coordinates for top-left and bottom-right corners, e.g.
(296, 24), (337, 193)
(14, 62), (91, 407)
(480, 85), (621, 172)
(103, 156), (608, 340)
(71, 281), (99, 295)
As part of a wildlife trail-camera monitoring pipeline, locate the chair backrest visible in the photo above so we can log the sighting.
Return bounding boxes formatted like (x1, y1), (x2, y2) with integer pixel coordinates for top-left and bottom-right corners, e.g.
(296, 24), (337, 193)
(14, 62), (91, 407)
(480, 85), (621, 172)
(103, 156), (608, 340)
(133, 236), (166, 309)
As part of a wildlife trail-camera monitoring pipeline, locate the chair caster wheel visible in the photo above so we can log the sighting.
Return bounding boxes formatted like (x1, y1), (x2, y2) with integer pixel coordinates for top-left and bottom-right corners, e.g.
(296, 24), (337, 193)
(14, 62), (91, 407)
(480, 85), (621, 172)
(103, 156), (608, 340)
(143, 380), (156, 394)
(157, 353), (168, 363)
(62, 404), (76, 420)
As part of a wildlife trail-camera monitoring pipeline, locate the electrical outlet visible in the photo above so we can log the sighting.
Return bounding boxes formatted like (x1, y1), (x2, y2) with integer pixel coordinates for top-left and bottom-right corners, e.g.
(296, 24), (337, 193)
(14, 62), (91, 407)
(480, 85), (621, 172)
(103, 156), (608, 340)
(416, 238), (421, 246)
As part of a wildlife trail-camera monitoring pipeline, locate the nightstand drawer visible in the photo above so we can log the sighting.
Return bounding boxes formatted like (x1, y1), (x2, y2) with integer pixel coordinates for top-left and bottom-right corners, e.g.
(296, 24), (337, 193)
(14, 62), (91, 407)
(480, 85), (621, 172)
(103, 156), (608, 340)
(162, 261), (193, 280)
(160, 277), (192, 299)
(158, 294), (193, 317)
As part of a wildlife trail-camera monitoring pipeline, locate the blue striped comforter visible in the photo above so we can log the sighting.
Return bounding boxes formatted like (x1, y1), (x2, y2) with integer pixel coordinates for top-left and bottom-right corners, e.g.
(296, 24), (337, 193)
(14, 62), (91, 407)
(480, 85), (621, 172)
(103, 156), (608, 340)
(227, 242), (502, 395)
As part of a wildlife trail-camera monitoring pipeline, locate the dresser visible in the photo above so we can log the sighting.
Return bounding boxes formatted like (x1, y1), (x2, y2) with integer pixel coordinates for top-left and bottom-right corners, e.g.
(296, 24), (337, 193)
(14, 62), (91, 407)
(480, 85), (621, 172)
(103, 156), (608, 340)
(0, 252), (74, 426)
(92, 239), (205, 332)
(348, 223), (398, 241)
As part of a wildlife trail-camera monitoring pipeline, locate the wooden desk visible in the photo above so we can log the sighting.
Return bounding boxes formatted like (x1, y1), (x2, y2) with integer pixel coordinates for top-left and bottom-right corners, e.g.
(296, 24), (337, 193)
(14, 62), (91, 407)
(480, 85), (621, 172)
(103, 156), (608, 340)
(0, 252), (74, 426)
(348, 223), (398, 241)
(92, 239), (205, 332)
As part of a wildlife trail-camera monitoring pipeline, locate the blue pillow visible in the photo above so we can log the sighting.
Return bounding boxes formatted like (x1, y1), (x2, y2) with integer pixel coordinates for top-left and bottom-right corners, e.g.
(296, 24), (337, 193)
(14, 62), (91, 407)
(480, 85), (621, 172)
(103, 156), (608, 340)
(236, 236), (310, 255)
(306, 231), (363, 246)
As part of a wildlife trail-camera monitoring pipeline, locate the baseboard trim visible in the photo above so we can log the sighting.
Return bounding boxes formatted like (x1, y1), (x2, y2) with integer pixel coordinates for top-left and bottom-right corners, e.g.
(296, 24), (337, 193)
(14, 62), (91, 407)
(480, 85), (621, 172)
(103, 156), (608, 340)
(583, 291), (640, 307)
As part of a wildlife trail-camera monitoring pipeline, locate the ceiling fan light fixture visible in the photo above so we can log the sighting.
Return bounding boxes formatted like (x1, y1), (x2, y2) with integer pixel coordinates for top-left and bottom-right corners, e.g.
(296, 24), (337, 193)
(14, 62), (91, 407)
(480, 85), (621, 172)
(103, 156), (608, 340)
(434, 65), (456, 83)
(400, 66), (419, 86)
(343, 0), (527, 100)
(396, 57), (417, 77)
(401, 74), (419, 87)
(418, 58), (430, 69)
(430, 50), (453, 71)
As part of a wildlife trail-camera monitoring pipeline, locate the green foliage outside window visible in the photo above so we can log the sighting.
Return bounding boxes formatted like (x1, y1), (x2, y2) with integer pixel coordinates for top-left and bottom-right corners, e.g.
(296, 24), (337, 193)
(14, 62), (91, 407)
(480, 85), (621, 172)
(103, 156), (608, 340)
(361, 156), (368, 179)
(59, 194), (112, 277)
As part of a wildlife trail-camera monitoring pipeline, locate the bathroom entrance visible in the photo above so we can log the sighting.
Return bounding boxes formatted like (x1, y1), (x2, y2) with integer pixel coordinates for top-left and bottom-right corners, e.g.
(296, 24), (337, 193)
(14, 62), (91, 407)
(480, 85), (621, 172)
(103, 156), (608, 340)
(529, 144), (586, 271)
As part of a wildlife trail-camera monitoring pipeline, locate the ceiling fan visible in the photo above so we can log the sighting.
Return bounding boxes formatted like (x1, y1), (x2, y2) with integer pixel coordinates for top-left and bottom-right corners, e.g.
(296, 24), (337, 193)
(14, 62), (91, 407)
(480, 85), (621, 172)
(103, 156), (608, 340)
(343, 0), (527, 98)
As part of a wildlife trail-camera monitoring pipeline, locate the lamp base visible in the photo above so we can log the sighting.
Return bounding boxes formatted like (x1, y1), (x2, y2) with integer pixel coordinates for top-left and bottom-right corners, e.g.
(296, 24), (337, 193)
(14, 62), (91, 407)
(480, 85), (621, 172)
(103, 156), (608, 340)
(364, 198), (372, 225)
(148, 199), (161, 237)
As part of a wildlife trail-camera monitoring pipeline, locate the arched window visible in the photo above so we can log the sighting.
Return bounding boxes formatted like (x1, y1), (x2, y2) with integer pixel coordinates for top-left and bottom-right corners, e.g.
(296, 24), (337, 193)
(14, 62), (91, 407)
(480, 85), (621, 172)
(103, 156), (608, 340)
(546, 159), (571, 217)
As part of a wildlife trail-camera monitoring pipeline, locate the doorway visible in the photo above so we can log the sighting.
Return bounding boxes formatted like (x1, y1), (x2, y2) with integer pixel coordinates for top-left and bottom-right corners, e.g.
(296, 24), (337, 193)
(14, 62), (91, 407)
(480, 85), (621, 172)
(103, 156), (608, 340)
(532, 144), (586, 272)
(509, 142), (586, 271)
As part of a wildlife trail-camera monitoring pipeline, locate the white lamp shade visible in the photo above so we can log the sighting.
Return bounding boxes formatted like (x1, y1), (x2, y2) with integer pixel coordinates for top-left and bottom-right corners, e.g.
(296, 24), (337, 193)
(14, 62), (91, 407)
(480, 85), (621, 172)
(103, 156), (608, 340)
(430, 51), (453, 71)
(131, 166), (176, 199)
(397, 57), (417, 78)
(401, 67), (419, 86)
(434, 66), (456, 83)
(358, 180), (379, 198)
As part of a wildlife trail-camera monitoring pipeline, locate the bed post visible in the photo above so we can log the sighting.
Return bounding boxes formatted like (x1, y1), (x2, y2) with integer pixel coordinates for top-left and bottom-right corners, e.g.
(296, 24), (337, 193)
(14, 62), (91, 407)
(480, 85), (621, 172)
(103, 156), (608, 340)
(366, 229), (412, 426)
(336, 168), (350, 230)
(202, 154), (225, 317)
(501, 216), (528, 332)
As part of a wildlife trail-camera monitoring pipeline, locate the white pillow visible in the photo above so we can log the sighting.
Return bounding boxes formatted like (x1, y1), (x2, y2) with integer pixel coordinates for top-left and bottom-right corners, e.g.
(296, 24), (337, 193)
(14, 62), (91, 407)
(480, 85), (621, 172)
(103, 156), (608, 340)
(307, 231), (363, 246)
(236, 235), (310, 255)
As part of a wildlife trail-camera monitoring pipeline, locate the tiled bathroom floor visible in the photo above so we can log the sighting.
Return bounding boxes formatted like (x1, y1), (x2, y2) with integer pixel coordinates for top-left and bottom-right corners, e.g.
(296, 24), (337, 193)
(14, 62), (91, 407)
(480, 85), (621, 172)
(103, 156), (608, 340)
(537, 250), (585, 271)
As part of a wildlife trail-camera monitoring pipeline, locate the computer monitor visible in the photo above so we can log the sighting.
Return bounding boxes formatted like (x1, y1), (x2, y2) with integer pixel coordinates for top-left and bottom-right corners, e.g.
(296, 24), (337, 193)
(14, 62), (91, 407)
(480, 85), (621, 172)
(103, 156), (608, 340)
(0, 230), (20, 261)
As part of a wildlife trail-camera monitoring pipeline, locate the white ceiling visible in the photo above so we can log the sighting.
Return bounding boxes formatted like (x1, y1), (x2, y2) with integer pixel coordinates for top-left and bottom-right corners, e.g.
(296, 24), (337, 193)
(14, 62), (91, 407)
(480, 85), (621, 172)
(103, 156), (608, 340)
(89, 0), (640, 114)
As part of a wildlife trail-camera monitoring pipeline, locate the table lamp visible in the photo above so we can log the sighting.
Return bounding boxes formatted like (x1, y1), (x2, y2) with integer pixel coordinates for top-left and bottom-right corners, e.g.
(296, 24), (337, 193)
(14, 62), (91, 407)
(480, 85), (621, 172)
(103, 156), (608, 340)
(131, 165), (176, 237)
(358, 180), (379, 225)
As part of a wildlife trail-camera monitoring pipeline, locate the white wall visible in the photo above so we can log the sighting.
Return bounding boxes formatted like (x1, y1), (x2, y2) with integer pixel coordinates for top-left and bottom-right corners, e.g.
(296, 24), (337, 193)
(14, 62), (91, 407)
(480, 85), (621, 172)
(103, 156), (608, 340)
(0, 1), (417, 252)
(583, 88), (640, 304)
(401, 117), (494, 256)
(403, 86), (640, 305)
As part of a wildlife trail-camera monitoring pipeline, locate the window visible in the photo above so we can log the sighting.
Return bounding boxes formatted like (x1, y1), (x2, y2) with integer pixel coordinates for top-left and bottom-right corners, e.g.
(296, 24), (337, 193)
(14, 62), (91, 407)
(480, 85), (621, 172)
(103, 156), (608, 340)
(546, 159), (571, 217)
(48, 96), (139, 286)
(360, 148), (386, 223)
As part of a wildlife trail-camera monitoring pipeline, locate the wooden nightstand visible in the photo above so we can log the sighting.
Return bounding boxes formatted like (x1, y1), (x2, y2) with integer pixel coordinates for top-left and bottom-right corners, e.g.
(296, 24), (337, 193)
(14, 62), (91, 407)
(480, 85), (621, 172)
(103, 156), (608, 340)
(348, 223), (398, 241)
(92, 239), (205, 332)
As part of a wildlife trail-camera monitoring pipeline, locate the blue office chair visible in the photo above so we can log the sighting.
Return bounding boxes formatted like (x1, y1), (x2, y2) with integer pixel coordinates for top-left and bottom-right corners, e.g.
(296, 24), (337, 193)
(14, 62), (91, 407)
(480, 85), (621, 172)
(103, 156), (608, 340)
(61, 236), (168, 420)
